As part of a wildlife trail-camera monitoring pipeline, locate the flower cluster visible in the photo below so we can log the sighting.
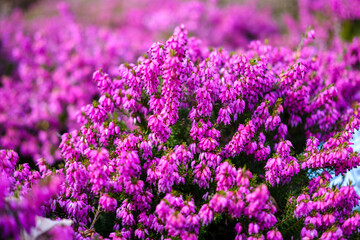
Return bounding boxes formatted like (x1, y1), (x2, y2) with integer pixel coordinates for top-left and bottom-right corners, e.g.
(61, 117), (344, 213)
(0, 0), (278, 163)
(295, 171), (360, 239)
(1, 0), (360, 239)
(265, 140), (300, 186)
(51, 25), (360, 239)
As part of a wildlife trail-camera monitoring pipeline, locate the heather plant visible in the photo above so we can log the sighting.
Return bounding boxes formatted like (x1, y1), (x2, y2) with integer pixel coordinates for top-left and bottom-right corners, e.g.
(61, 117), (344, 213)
(0, 0), (279, 163)
(2, 0), (360, 167)
(1, 0), (360, 239)
(1, 25), (358, 239)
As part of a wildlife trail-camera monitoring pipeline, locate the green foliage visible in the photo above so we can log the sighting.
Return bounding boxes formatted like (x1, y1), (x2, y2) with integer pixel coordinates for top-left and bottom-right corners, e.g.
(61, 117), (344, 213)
(341, 20), (360, 42)
(94, 211), (117, 238)
(270, 168), (309, 239)
(276, 193), (304, 240)
(198, 214), (237, 240)
(168, 107), (192, 147)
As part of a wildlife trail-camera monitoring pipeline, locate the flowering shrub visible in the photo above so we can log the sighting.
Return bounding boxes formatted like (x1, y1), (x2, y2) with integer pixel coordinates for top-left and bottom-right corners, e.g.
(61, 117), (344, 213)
(0, 0), (278, 163)
(2, 24), (359, 239)
(1, 0), (360, 239)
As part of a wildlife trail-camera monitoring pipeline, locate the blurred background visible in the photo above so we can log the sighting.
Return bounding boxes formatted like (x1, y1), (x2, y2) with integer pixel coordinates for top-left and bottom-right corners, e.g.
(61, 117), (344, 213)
(0, 0), (299, 18)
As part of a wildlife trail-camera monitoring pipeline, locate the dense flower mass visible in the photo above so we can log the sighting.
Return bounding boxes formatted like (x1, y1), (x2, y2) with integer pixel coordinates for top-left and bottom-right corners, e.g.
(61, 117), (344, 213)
(0, 0), (278, 163)
(3, 23), (356, 239)
(1, 0), (360, 239)
(294, 171), (360, 239)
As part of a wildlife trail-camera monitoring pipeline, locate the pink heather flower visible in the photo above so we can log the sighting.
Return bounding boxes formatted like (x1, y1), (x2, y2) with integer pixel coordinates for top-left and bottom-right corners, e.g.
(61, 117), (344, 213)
(116, 208), (135, 226)
(265, 115), (281, 131)
(109, 232), (124, 240)
(266, 230), (283, 240)
(305, 215), (322, 228)
(99, 194), (117, 211)
(0, 150), (19, 176)
(190, 119), (208, 141)
(88, 148), (111, 193)
(198, 204), (213, 226)
(321, 214), (335, 227)
(248, 222), (260, 235)
(49, 226), (74, 240)
(167, 212), (186, 235)
(85, 102), (107, 123)
(295, 201), (313, 218)
(209, 193), (228, 213)
(180, 232), (197, 240)
(236, 169), (252, 187)
(134, 228), (149, 239)
(304, 29), (315, 46)
(301, 227), (318, 239)
(235, 223), (242, 234)
(148, 114), (171, 142)
(216, 161), (237, 191)
(199, 137), (218, 152)
(217, 106), (232, 125)
(193, 162), (211, 188)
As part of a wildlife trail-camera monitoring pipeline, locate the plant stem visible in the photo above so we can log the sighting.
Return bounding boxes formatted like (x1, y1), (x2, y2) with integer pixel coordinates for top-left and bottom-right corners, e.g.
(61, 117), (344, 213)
(90, 205), (101, 230)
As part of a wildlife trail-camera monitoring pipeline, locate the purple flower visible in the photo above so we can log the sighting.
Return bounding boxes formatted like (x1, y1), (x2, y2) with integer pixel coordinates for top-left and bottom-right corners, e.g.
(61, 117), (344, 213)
(99, 194), (117, 212)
